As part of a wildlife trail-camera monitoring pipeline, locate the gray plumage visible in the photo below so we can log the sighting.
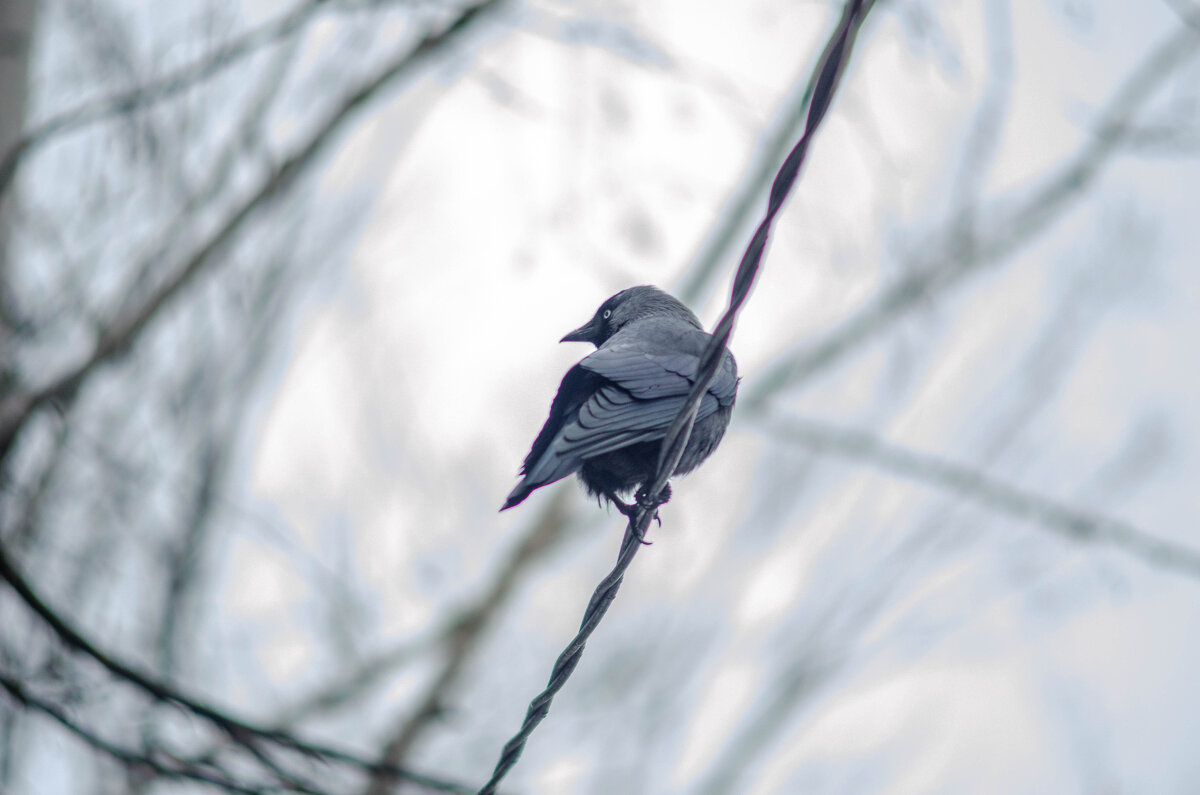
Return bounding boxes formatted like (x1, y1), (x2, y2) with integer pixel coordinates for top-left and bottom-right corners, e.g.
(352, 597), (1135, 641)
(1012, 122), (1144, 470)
(502, 285), (738, 512)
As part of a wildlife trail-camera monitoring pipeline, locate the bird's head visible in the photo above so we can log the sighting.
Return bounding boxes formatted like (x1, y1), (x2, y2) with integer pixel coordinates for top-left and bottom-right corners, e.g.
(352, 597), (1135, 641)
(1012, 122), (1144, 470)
(561, 285), (701, 347)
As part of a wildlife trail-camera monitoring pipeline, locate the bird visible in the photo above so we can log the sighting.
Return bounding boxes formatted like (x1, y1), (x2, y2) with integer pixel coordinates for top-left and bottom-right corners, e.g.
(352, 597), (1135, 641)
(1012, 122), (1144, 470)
(501, 285), (738, 515)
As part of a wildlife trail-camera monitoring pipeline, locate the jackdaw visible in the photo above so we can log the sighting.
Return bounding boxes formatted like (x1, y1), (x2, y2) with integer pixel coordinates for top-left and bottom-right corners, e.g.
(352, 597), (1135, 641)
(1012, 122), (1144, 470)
(502, 285), (738, 513)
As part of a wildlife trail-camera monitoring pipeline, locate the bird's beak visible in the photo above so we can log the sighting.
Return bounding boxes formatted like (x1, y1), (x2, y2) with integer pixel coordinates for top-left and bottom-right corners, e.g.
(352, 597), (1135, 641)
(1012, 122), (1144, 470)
(561, 320), (598, 344)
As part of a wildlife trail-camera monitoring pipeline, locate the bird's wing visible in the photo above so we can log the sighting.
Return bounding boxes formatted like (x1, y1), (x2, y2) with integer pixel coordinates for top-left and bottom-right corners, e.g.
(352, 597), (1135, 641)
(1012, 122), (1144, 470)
(523, 385), (718, 486)
(522, 342), (728, 482)
(580, 338), (738, 408)
(513, 330), (738, 502)
(519, 365), (598, 476)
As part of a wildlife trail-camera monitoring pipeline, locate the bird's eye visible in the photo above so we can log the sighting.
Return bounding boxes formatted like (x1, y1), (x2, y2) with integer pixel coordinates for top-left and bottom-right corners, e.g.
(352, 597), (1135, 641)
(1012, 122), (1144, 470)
(602, 309), (612, 320)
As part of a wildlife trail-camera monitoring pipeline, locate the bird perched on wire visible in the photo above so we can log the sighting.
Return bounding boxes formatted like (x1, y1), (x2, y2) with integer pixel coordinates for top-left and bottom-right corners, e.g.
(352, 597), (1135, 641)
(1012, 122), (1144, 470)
(502, 285), (738, 515)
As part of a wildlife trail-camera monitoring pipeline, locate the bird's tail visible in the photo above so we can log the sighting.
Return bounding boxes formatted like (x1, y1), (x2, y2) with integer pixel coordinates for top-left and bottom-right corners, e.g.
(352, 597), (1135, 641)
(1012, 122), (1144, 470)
(500, 480), (532, 511)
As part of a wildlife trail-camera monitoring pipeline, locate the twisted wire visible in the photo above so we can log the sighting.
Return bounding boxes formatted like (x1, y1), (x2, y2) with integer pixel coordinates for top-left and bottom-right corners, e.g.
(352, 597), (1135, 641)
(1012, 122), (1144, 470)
(477, 2), (872, 792)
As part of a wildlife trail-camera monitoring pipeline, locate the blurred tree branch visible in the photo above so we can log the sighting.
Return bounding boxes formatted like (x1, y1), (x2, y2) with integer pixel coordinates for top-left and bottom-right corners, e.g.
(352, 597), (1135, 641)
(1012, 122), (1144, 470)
(0, 0), (507, 463)
(3, 0), (1194, 791)
(0, 673), (272, 795)
(1164, 0), (1200, 32)
(0, 543), (477, 794)
(756, 413), (1200, 579)
(675, 0), (878, 308)
(1, 2), (509, 793)
(651, 12), (1200, 792)
(363, 490), (574, 795)
(742, 17), (1200, 410)
(675, 63), (821, 307)
(0, 0), (330, 199)
(150, 489), (578, 793)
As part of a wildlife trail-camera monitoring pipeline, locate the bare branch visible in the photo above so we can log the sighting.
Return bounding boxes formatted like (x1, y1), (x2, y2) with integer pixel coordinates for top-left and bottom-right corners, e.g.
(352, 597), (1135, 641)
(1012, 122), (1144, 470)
(693, 654), (840, 795)
(1163, 0), (1200, 32)
(1120, 121), (1200, 153)
(0, 0), (508, 464)
(947, 0), (1013, 227)
(123, 17), (306, 303)
(154, 442), (221, 677)
(675, 1), (879, 308)
(363, 490), (574, 794)
(743, 19), (1200, 410)
(0, 0), (327, 198)
(0, 544), (475, 794)
(758, 414), (1200, 579)
(0, 674), (270, 794)
(674, 63), (823, 306)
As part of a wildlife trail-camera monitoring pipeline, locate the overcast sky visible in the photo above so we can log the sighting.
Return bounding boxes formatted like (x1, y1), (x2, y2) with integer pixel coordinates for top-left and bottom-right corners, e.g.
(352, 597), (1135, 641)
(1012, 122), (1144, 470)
(10, 0), (1199, 792)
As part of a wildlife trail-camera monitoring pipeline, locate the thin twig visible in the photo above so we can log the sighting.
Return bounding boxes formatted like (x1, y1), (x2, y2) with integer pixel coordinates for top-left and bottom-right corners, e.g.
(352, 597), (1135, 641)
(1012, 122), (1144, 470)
(0, 0), (328, 199)
(0, 545), (475, 794)
(362, 489), (574, 794)
(0, 674), (276, 795)
(743, 18), (1200, 410)
(758, 414), (1200, 580)
(675, 61), (824, 306)
(0, 0), (508, 464)
(674, 0), (877, 307)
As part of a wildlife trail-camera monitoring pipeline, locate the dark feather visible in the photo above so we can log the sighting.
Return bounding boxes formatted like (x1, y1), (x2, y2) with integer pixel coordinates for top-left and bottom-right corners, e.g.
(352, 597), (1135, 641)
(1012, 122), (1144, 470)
(502, 286), (738, 511)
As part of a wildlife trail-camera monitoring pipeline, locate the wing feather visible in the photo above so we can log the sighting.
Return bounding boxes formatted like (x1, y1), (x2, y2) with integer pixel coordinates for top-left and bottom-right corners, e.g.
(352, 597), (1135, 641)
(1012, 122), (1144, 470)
(514, 323), (737, 499)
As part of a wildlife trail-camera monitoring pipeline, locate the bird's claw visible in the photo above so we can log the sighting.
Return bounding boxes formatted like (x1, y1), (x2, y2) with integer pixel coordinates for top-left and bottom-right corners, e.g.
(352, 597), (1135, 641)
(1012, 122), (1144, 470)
(606, 494), (636, 517)
(635, 483), (671, 513)
(633, 484), (672, 538)
(604, 488), (671, 544)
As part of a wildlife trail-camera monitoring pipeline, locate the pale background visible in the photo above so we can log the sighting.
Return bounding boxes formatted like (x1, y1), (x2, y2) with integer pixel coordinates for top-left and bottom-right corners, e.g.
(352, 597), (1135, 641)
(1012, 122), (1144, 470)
(2, 0), (1199, 793)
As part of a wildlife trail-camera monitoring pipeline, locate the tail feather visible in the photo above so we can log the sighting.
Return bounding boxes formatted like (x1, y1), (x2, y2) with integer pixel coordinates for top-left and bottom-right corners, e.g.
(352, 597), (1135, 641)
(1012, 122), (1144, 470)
(501, 480), (533, 511)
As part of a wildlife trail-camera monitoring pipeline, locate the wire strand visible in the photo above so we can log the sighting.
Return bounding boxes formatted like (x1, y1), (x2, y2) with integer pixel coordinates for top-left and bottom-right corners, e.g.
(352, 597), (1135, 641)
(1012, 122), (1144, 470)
(476, 2), (872, 792)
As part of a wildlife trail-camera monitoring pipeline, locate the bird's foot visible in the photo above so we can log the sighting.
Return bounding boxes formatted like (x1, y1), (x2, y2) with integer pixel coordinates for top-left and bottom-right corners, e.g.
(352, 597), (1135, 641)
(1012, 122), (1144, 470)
(631, 484), (672, 542)
(635, 483), (671, 512)
(609, 494), (643, 521)
(603, 490), (663, 544)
